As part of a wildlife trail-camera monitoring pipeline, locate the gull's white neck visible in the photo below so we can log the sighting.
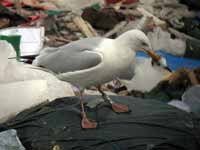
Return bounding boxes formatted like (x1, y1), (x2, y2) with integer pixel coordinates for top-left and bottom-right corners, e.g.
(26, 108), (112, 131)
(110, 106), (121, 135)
(114, 36), (136, 55)
(114, 33), (138, 54)
(109, 37), (136, 65)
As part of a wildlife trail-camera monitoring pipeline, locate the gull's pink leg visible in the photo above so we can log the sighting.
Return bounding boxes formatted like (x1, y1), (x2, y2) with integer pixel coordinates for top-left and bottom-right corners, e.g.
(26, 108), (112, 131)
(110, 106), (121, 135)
(97, 86), (130, 113)
(80, 91), (97, 129)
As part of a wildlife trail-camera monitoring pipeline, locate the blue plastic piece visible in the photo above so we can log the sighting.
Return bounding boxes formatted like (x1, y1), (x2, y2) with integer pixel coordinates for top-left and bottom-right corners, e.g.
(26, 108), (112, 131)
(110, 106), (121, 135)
(136, 50), (200, 71)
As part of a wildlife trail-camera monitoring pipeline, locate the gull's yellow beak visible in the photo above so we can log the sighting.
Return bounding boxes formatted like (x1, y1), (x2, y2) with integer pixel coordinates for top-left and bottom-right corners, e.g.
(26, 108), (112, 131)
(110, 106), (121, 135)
(141, 49), (172, 72)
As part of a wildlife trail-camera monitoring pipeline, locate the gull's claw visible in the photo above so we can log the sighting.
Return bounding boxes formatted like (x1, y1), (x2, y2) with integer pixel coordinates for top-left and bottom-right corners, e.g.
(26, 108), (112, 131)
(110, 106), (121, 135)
(111, 102), (130, 113)
(81, 115), (97, 129)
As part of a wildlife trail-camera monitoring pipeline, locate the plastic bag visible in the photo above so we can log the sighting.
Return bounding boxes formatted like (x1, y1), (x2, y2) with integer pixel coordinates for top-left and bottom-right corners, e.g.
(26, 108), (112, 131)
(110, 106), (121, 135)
(148, 27), (186, 56)
(120, 57), (166, 92)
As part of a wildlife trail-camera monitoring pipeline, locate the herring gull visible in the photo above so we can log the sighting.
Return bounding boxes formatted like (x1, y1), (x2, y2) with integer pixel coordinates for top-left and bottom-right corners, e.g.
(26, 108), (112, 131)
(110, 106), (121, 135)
(33, 29), (170, 129)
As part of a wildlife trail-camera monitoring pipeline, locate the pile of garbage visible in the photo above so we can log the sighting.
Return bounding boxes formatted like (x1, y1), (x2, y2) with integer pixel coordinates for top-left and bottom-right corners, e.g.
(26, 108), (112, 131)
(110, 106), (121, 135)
(0, 0), (200, 106)
(0, 0), (200, 149)
(0, 0), (200, 57)
(0, 0), (200, 118)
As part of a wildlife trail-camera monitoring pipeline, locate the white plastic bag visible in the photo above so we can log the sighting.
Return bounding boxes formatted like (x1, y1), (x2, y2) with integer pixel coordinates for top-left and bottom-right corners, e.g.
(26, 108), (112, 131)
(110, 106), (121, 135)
(148, 27), (186, 56)
(0, 80), (49, 123)
(120, 57), (166, 92)
(0, 40), (75, 123)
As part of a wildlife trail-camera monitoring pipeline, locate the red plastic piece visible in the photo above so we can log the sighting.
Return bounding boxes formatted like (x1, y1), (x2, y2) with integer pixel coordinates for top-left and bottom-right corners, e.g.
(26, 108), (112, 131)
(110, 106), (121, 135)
(1, 0), (14, 7)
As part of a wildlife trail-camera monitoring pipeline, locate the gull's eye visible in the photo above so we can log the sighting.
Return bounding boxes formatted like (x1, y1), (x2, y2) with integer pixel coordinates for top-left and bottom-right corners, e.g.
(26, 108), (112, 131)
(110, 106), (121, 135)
(141, 41), (148, 46)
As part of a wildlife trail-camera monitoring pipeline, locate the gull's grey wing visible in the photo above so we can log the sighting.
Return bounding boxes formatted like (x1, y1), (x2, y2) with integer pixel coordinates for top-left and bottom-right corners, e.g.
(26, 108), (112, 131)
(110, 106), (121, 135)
(34, 37), (104, 73)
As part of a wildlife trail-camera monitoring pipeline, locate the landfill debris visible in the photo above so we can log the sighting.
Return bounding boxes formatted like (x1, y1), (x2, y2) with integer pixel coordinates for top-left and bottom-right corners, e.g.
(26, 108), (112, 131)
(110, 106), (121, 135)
(0, 0), (199, 129)
(0, 18), (10, 29)
(181, 0), (200, 9)
(184, 40), (200, 60)
(140, 0), (195, 25)
(182, 85), (200, 115)
(0, 27), (45, 56)
(0, 130), (25, 150)
(0, 4), (28, 27)
(82, 7), (126, 31)
(72, 16), (98, 37)
(3, 0), (59, 11)
(105, 0), (139, 5)
(168, 85), (200, 114)
(120, 57), (168, 92)
(104, 21), (127, 37)
(0, 80), (49, 123)
(137, 7), (167, 28)
(116, 15), (154, 36)
(0, 34), (21, 60)
(148, 27), (186, 56)
(106, 0), (140, 10)
(106, 67), (200, 102)
(1, 96), (200, 150)
(0, 40), (74, 123)
(0, 1), (199, 149)
(48, 0), (104, 14)
(143, 67), (200, 101)
(178, 18), (200, 40)
(0, 40), (16, 76)
(0, 40), (74, 91)
(168, 100), (191, 113)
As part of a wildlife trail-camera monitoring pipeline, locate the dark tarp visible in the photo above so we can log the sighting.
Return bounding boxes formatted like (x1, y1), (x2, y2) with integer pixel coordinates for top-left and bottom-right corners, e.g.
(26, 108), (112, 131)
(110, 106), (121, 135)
(0, 96), (200, 150)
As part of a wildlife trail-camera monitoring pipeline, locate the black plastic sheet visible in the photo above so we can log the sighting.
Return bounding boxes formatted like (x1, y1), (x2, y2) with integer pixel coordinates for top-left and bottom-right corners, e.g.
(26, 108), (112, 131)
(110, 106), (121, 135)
(1, 96), (200, 150)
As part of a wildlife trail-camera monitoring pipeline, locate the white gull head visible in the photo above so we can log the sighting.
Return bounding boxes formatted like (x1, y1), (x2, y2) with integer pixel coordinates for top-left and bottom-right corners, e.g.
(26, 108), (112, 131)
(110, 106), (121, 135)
(115, 29), (152, 52)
